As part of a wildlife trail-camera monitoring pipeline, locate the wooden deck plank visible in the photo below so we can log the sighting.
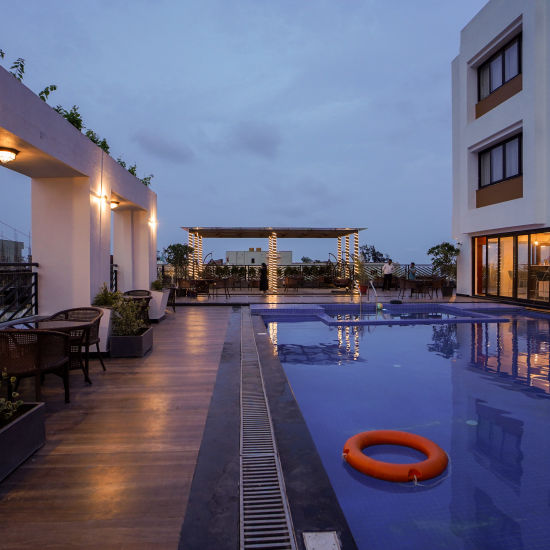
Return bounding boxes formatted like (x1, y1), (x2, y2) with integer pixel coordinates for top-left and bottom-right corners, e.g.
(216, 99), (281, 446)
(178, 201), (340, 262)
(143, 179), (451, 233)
(0, 307), (231, 550)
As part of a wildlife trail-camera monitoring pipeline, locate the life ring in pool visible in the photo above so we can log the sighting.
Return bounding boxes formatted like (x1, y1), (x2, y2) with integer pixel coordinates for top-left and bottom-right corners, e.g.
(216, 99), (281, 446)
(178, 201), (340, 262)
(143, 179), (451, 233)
(342, 430), (448, 482)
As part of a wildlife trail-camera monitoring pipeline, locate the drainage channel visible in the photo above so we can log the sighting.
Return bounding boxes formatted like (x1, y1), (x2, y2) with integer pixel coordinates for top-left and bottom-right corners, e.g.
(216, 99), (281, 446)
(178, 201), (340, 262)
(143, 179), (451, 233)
(240, 307), (297, 550)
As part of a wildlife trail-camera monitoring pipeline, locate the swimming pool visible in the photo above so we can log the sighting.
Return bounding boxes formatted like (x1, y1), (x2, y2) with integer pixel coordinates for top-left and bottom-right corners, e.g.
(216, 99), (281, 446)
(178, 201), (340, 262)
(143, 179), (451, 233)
(260, 307), (550, 549)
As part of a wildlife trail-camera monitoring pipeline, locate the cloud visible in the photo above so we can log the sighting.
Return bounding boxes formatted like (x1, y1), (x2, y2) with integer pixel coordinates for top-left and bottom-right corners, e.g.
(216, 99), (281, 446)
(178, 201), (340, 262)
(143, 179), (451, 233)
(228, 121), (281, 159)
(133, 131), (195, 164)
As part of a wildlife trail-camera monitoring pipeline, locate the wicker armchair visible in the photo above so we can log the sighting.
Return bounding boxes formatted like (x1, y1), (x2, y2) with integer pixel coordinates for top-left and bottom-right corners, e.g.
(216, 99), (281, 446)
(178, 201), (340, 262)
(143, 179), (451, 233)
(46, 307), (105, 378)
(123, 290), (152, 297)
(0, 329), (71, 403)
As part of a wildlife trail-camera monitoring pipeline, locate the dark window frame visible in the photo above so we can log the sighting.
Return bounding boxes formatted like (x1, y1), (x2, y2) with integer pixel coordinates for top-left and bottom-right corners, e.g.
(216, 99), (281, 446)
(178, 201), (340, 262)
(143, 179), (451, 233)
(478, 34), (522, 101)
(478, 133), (522, 189)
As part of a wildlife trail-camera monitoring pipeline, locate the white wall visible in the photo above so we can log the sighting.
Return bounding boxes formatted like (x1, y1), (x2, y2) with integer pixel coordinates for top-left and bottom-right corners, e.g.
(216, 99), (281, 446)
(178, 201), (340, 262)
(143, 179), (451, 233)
(0, 65), (157, 311)
(452, 0), (550, 295)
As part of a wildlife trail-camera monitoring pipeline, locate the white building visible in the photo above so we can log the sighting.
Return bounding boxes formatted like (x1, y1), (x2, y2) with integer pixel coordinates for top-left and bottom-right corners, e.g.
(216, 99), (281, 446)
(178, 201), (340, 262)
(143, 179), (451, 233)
(452, 0), (550, 304)
(0, 66), (157, 313)
(226, 248), (292, 266)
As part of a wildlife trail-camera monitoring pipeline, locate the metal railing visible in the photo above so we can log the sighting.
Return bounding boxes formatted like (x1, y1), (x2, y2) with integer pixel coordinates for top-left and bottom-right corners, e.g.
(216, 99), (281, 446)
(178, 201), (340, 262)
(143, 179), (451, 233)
(110, 263), (118, 292)
(0, 263), (39, 322)
(157, 261), (438, 286)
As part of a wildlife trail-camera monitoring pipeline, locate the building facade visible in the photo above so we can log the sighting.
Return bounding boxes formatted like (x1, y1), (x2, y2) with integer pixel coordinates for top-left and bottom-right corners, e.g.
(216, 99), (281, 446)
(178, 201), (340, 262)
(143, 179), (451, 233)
(226, 249), (292, 266)
(452, 0), (550, 304)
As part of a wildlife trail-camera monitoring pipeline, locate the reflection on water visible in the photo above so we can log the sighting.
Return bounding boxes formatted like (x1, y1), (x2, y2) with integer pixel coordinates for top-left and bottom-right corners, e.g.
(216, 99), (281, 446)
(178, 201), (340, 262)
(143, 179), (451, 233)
(269, 321), (364, 365)
(428, 324), (460, 359)
(469, 315), (550, 395)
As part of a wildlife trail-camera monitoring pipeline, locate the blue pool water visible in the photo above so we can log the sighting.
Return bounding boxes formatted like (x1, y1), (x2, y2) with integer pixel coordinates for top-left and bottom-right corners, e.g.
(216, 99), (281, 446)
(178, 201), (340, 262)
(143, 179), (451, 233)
(265, 310), (550, 550)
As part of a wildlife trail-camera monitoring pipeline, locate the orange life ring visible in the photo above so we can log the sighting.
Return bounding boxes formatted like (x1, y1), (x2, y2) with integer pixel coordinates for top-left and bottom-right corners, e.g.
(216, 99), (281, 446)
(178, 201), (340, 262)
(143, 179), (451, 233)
(342, 430), (448, 482)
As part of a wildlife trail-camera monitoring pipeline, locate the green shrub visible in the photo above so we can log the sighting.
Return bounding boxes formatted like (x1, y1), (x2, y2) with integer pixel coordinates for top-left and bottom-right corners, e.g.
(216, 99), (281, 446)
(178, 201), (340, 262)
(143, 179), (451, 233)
(111, 297), (147, 336)
(92, 283), (121, 307)
(151, 279), (163, 291)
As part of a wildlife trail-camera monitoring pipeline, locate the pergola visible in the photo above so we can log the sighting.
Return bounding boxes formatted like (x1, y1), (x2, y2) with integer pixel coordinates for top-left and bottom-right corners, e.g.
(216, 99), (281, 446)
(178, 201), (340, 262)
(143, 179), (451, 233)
(181, 227), (366, 293)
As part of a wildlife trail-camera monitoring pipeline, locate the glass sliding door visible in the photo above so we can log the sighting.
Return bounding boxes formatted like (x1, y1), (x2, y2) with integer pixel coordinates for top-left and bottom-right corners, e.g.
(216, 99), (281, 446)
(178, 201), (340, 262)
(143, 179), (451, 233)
(529, 232), (550, 301)
(474, 237), (487, 295)
(517, 235), (528, 300)
(499, 236), (514, 297)
(487, 238), (499, 295)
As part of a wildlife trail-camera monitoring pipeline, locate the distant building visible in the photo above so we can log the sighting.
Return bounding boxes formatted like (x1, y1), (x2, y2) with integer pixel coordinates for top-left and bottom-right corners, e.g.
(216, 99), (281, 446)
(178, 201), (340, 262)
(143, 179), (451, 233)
(0, 239), (24, 262)
(226, 248), (293, 265)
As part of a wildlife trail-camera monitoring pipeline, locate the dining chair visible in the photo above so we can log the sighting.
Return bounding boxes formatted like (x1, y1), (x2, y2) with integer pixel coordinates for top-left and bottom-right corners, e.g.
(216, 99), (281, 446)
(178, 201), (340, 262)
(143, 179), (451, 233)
(46, 307), (104, 379)
(0, 329), (71, 403)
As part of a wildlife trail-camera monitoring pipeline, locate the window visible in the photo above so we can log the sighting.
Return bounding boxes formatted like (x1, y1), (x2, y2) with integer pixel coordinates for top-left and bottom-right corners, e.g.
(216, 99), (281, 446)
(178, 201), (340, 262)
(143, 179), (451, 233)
(478, 134), (522, 188)
(478, 35), (521, 101)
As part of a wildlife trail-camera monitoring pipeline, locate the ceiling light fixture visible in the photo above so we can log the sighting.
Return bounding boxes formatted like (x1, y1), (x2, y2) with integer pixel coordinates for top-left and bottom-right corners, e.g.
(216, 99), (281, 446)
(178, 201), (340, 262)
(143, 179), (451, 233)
(110, 200), (120, 210)
(0, 147), (19, 163)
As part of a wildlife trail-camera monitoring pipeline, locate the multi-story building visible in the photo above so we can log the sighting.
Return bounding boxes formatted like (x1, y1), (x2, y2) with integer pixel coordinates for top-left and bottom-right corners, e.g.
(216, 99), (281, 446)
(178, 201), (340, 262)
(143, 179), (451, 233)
(452, 0), (550, 304)
(226, 248), (292, 266)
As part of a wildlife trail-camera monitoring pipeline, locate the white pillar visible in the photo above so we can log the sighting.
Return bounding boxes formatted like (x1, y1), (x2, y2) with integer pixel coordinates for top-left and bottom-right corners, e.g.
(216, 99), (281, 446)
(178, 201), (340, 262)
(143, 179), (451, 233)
(112, 208), (154, 292)
(337, 237), (342, 276)
(198, 235), (203, 274)
(268, 232), (278, 293)
(32, 177), (94, 314)
(345, 235), (350, 277)
(113, 209), (134, 293)
(188, 231), (194, 278)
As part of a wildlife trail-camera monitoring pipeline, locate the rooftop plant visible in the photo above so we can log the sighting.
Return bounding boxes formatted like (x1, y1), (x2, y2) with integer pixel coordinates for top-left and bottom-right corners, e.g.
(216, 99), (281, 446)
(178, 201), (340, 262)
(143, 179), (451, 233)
(1, 47), (152, 186)
(111, 296), (148, 337)
(0, 371), (23, 428)
(427, 242), (460, 281)
(163, 243), (193, 281)
(92, 283), (121, 308)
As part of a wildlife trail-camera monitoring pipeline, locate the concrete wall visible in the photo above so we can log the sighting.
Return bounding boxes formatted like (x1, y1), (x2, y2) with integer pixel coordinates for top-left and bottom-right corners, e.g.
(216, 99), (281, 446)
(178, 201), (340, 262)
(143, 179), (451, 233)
(0, 65), (157, 313)
(452, 0), (550, 295)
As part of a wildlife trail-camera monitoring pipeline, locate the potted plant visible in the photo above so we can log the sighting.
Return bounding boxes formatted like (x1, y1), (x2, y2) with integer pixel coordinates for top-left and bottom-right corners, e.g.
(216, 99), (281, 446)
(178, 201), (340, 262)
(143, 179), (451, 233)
(427, 242), (460, 297)
(149, 279), (170, 322)
(91, 283), (121, 352)
(0, 372), (46, 482)
(109, 296), (153, 357)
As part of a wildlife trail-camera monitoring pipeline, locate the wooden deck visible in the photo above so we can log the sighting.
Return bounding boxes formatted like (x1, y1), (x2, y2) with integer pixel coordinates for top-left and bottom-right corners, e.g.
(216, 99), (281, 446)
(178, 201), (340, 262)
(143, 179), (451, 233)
(0, 307), (231, 550)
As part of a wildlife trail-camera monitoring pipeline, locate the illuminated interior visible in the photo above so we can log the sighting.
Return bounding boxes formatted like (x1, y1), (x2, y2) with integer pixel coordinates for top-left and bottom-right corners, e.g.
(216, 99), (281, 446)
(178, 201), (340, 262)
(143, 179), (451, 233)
(474, 230), (550, 302)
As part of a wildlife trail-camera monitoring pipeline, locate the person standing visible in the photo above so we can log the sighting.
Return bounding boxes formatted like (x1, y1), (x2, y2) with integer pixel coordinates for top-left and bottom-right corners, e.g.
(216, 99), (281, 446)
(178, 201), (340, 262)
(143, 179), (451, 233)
(408, 262), (417, 297)
(259, 262), (268, 294)
(382, 259), (394, 290)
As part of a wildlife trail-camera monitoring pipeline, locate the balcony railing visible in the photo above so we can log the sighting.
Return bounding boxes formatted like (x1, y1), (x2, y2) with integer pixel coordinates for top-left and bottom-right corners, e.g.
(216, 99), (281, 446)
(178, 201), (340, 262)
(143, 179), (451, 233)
(0, 263), (39, 322)
(157, 262), (438, 286)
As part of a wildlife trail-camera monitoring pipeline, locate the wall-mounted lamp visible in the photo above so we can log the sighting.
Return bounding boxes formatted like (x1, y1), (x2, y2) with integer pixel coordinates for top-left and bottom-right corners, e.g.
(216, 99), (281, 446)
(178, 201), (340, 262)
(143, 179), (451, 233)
(110, 200), (120, 210)
(0, 147), (19, 163)
(148, 217), (158, 227)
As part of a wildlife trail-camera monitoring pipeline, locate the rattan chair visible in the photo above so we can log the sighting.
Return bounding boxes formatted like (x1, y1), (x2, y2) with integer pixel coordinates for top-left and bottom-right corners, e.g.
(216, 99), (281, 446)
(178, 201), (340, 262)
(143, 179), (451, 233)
(123, 290), (152, 297)
(47, 307), (105, 378)
(0, 329), (71, 403)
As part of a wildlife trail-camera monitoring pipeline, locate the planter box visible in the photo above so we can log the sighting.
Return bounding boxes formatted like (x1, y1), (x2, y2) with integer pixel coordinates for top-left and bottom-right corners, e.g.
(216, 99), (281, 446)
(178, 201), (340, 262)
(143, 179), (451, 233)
(109, 326), (153, 357)
(0, 402), (46, 483)
(149, 290), (170, 321)
(98, 307), (112, 353)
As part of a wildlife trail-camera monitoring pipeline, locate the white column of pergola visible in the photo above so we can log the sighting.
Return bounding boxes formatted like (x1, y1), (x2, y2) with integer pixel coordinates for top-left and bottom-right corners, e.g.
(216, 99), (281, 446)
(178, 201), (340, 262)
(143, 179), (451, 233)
(268, 231), (278, 293)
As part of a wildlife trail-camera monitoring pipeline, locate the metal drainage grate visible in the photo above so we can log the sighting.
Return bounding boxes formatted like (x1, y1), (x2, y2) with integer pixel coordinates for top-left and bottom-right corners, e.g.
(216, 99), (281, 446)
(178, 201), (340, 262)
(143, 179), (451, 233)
(240, 307), (296, 550)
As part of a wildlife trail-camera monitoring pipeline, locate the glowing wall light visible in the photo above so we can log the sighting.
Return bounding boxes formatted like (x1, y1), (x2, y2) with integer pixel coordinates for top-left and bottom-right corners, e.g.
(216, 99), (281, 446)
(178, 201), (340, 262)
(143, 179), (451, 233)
(0, 147), (19, 163)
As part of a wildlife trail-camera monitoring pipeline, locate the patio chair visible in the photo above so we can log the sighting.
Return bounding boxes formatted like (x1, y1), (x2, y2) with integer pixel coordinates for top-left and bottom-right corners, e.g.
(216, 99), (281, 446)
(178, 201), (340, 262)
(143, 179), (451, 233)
(0, 329), (71, 403)
(123, 290), (152, 297)
(47, 307), (105, 377)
